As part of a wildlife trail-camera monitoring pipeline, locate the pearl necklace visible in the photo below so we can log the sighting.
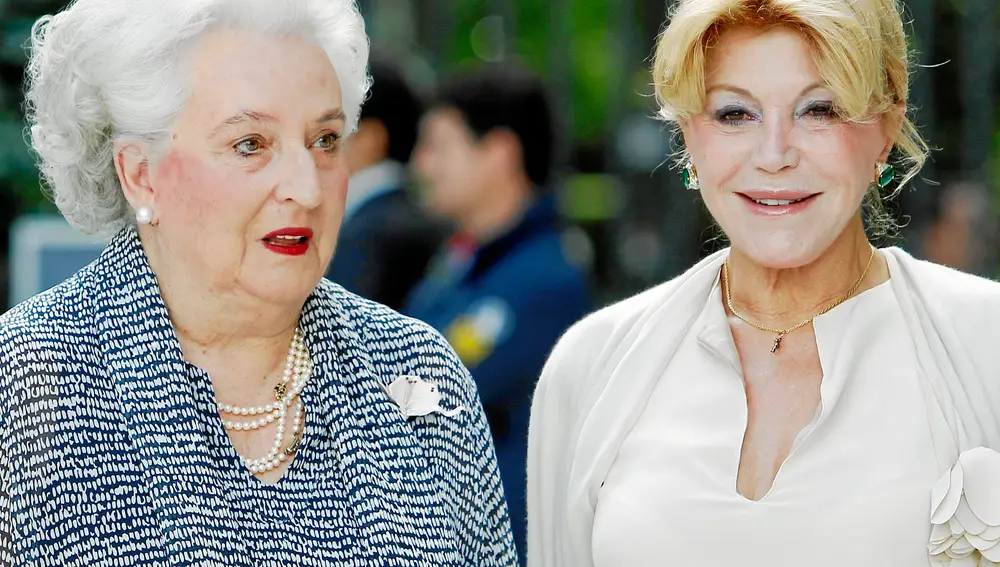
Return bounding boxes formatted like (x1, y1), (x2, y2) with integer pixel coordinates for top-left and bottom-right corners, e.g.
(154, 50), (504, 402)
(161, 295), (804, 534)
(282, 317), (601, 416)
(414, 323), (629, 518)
(217, 327), (313, 475)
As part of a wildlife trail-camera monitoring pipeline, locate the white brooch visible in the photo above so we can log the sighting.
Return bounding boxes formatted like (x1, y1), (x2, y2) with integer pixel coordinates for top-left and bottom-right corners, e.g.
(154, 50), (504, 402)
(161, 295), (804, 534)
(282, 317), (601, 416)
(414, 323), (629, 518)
(929, 447), (1000, 566)
(380, 375), (465, 420)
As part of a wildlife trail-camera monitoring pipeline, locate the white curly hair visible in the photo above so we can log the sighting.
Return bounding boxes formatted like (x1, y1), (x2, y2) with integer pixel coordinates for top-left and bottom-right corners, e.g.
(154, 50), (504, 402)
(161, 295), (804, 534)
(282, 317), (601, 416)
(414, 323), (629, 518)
(24, 0), (371, 236)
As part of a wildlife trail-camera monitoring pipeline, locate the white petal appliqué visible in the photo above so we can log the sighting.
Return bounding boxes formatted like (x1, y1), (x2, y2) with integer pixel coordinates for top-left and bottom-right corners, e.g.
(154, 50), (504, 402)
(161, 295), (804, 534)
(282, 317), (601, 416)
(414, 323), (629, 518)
(381, 375), (466, 420)
(934, 523), (958, 545)
(963, 449), (1000, 527)
(958, 499), (991, 536)
(934, 464), (966, 525)
(928, 447), (1000, 567)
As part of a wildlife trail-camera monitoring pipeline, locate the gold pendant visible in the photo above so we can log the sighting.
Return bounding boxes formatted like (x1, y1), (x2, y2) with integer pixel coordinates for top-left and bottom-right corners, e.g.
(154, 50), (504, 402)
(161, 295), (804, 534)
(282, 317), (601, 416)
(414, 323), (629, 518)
(284, 435), (301, 456)
(274, 382), (288, 401)
(770, 334), (783, 353)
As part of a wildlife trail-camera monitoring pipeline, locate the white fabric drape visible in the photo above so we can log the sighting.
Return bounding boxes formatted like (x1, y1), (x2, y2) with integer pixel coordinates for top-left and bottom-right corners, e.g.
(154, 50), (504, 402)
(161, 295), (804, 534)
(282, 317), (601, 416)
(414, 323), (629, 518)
(526, 248), (1000, 567)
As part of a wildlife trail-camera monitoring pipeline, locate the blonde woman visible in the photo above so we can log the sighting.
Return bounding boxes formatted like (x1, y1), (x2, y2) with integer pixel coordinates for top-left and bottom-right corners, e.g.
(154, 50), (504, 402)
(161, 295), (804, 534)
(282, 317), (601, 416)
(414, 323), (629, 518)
(527, 1), (1000, 566)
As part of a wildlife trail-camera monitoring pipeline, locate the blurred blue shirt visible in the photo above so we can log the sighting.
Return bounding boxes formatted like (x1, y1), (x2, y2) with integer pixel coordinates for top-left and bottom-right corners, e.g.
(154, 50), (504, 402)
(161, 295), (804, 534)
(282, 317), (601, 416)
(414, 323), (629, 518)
(326, 161), (447, 311)
(403, 192), (593, 564)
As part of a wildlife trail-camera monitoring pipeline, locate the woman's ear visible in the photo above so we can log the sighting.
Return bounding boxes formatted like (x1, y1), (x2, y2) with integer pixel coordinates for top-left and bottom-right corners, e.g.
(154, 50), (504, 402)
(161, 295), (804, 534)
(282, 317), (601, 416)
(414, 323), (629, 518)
(879, 103), (906, 161)
(678, 119), (692, 150)
(677, 119), (697, 163)
(114, 140), (155, 210)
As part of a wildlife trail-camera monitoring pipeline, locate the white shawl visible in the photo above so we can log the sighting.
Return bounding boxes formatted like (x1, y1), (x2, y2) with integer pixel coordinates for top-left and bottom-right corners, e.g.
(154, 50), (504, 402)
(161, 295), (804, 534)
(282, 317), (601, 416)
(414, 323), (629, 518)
(526, 247), (1000, 567)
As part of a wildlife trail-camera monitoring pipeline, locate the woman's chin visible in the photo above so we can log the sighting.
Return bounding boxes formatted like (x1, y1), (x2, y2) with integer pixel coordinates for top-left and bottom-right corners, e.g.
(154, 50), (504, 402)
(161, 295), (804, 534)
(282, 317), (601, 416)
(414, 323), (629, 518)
(730, 236), (829, 270)
(249, 276), (322, 307)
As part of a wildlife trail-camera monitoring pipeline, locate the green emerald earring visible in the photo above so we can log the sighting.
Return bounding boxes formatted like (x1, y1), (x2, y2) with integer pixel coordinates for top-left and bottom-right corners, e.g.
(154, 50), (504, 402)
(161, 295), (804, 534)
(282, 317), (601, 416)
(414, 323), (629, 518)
(875, 162), (895, 188)
(682, 162), (699, 190)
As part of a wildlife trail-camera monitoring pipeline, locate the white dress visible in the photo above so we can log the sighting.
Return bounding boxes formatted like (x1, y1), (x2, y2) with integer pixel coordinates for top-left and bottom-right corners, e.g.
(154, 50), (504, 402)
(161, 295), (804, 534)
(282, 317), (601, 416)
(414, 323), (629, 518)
(591, 278), (942, 566)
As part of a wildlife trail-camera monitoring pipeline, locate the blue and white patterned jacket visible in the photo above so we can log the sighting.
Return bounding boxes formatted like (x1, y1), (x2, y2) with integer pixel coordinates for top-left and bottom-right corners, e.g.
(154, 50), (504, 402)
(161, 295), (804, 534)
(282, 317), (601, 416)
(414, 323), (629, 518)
(0, 228), (518, 566)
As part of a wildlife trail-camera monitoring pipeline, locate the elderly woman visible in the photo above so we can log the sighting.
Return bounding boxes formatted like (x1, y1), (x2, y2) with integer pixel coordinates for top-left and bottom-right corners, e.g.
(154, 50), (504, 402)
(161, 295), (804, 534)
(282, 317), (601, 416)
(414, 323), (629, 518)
(0, 1), (517, 565)
(528, 1), (1000, 566)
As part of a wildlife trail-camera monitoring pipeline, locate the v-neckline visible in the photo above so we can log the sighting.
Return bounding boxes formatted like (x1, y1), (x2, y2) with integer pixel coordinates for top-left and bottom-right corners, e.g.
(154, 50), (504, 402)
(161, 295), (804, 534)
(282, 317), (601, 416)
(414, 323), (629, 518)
(697, 276), (894, 503)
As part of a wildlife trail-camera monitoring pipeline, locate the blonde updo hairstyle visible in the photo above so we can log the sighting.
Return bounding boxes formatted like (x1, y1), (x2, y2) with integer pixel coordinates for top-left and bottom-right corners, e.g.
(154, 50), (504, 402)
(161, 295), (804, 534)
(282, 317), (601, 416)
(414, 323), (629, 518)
(652, 0), (929, 234)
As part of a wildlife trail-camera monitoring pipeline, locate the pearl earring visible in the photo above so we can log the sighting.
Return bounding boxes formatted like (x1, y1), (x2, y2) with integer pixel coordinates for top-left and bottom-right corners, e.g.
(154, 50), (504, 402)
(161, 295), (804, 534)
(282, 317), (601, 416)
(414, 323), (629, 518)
(135, 206), (154, 225)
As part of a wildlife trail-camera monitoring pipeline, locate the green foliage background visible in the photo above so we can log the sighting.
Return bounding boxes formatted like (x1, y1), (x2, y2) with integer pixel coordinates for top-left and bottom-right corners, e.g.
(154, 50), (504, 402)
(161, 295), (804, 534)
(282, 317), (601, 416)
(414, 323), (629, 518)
(0, 0), (59, 213)
(443, 0), (618, 144)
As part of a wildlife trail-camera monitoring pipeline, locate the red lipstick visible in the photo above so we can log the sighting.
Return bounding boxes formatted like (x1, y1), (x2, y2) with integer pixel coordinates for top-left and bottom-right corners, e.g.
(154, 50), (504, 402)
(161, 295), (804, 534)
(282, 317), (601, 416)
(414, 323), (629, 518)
(262, 227), (313, 256)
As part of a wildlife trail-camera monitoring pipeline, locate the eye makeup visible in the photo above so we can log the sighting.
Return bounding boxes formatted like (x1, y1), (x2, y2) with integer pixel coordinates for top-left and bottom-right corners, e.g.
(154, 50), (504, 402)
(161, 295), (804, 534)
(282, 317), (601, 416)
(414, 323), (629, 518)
(705, 97), (840, 126)
(795, 99), (838, 120)
(712, 104), (761, 125)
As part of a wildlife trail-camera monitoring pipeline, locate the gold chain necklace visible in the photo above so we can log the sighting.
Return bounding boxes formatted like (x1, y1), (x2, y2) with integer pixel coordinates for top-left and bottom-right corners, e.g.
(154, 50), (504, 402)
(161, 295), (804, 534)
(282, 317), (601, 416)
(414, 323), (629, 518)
(722, 245), (877, 354)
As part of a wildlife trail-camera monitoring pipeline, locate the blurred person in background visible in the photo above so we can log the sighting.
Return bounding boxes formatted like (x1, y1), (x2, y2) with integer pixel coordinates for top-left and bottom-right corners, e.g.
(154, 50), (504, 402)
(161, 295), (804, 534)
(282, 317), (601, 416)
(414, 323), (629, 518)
(0, 0), (517, 564)
(405, 65), (593, 564)
(325, 57), (448, 310)
(528, 0), (1000, 566)
(922, 181), (1000, 277)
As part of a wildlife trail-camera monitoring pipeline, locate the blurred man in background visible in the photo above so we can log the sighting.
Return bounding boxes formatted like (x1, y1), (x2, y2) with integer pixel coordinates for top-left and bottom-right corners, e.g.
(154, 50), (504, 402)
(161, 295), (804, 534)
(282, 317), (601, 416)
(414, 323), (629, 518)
(326, 58), (447, 310)
(923, 181), (1000, 277)
(404, 65), (593, 562)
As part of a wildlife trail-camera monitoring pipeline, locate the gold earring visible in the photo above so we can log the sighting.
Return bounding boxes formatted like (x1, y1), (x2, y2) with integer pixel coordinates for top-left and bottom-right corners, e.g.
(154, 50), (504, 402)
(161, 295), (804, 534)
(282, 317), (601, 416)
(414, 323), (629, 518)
(682, 162), (699, 190)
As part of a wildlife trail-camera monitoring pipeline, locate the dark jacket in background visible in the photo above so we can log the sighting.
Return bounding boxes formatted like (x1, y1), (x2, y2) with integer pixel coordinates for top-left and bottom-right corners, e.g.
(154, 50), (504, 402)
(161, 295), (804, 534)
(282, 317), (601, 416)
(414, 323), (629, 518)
(326, 161), (447, 310)
(403, 192), (593, 563)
